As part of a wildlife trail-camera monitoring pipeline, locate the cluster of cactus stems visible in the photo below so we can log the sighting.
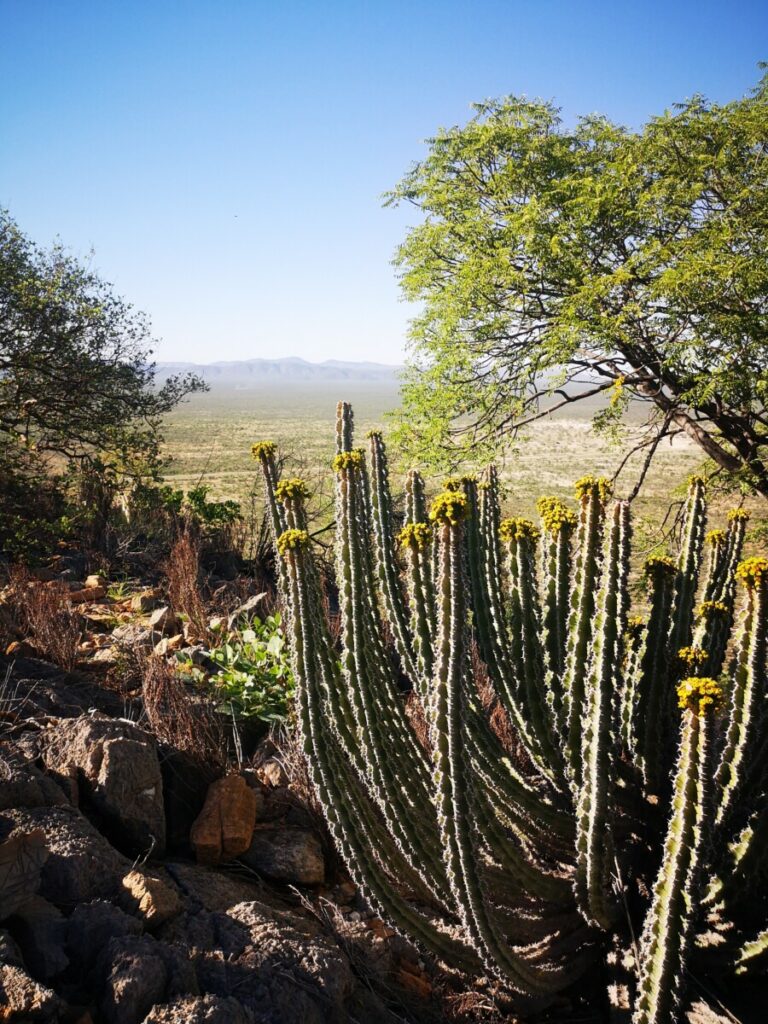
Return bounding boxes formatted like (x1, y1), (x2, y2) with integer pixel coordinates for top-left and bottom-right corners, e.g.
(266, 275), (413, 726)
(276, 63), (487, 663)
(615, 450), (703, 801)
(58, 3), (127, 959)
(252, 405), (768, 1022)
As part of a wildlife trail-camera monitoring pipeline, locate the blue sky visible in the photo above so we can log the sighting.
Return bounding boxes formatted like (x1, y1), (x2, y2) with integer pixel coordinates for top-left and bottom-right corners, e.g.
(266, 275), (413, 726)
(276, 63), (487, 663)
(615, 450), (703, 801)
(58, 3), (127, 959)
(1, 1), (765, 365)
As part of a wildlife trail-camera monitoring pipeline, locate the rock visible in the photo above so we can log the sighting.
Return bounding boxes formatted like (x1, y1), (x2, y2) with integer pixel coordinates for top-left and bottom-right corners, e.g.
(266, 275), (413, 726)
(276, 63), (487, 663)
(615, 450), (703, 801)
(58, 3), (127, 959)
(0, 928), (23, 967)
(41, 714), (166, 855)
(148, 607), (179, 635)
(153, 635), (184, 657)
(0, 761), (68, 812)
(132, 589), (162, 613)
(112, 624), (162, 648)
(0, 963), (62, 1020)
(92, 646), (120, 664)
(0, 829), (48, 919)
(141, 995), (253, 1023)
(190, 776), (258, 866)
(69, 586), (107, 604)
(159, 750), (218, 856)
(100, 936), (169, 1024)
(85, 574), (106, 589)
(66, 900), (143, 972)
(226, 594), (266, 630)
(240, 827), (325, 886)
(4, 640), (38, 658)
(254, 758), (288, 788)
(11, 894), (69, 980)
(0, 806), (131, 906)
(122, 870), (183, 928)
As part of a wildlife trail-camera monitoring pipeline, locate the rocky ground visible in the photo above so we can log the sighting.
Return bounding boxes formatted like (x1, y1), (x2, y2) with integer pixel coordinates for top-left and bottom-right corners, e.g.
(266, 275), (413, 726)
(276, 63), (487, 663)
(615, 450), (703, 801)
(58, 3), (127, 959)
(0, 559), (747, 1024)
(0, 650), (483, 1024)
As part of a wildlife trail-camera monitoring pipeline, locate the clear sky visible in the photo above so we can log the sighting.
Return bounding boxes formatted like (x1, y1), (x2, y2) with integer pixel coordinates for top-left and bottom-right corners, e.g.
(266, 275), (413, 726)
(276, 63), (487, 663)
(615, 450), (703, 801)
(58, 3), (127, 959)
(1, 1), (765, 365)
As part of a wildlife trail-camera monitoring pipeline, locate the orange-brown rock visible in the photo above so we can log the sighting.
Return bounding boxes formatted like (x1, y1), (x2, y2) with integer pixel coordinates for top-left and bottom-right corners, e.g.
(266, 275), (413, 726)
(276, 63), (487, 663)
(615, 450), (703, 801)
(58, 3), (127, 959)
(122, 869), (183, 927)
(68, 586), (106, 604)
(396, 961), (432, 999)
(190, 775), (258, 865)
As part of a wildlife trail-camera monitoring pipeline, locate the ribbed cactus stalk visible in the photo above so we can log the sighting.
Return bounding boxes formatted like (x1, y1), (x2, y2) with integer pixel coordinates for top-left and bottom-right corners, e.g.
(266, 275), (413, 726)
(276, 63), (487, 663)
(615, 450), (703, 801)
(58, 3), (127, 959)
(634, 677), (723, 1024)
(257, 405), (767, 1022)
(562, 475), (611, 781)
(574, 500), (630, 929)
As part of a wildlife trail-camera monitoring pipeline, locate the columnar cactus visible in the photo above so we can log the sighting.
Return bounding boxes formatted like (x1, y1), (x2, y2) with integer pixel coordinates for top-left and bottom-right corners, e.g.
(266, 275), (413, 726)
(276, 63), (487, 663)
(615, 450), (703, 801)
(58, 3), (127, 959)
(254, 407), (767, 1022)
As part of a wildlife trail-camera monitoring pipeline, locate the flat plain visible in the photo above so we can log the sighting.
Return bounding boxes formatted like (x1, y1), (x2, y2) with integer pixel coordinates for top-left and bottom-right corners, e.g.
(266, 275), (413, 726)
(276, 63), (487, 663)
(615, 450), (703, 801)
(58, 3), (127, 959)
(159, 381), (763, 562)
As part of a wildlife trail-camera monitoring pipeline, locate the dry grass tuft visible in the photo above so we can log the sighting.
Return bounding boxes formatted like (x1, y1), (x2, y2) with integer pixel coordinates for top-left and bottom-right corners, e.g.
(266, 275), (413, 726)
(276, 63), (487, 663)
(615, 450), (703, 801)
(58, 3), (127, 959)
(163, 530), (208, 640)
(142, 654), (226, 770)
(7, 566), (82, 670)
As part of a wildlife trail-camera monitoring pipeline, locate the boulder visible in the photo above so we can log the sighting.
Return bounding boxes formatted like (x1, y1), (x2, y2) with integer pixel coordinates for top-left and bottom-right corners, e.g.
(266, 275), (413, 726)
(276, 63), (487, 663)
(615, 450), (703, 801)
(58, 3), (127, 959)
(10, 894), (69, 980)
(41, 715), (165, 855)
(141, 995), (253, 1023)
(85, 574), (107, 590)
(0, 806), (131, 906)
(190, 777), (258, 866)
(100, 936), (169, 1024)
(0, 963), (62, 1021)
(239, 827), (325, 886)
(122, 870), (183, 929)
(0, 829), (48, 919)
(66, 900), (143, 973)
(0, 760), (69, 812)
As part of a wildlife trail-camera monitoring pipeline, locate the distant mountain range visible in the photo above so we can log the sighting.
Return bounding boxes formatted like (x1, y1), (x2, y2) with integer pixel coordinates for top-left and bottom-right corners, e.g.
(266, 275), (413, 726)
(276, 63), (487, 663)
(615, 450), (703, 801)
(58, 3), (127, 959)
(155, 356), (402, 388)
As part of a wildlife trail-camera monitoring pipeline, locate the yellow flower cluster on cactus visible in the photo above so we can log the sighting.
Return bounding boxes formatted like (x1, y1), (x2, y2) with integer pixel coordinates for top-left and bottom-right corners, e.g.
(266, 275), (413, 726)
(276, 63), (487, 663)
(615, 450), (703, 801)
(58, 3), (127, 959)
(536, 496), (577, 535)
(727, 508), (751, 522)
(443, 474), (477, 492)
(688, 474), (706, 488)
(332, 449), (364, 472)
(275, 478), (310, 504)
(366, 429), (382, 440)
(251, 440), (277, 461)
(499, 517), (540, 543)
(277, 528), (310, 556)
(677, 646), (707, 671)
(705, 528), (726, 547)
(574, 475), (612, 503)
(643, 554), (677, 578)
(429, 491), (468, 526)
(736, 556), (768, 589)
(397, 522), (432, 550)
(677, 676), (725, 715)
(697, 600), (729, 620)
(626, 614), (646, 636)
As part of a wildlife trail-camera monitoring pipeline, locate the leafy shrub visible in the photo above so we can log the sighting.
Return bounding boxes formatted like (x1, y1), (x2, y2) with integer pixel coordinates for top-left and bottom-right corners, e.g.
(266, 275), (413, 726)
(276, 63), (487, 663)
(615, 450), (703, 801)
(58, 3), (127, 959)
(180, 613), (294, 725)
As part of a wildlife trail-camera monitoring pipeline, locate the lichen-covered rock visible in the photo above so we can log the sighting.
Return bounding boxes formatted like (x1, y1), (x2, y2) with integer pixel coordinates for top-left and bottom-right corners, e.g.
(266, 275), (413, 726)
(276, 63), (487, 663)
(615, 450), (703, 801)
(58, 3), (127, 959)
(0, 806), (131, 906)
(239, 827), (324, 886)
(41, 714), (165, 855)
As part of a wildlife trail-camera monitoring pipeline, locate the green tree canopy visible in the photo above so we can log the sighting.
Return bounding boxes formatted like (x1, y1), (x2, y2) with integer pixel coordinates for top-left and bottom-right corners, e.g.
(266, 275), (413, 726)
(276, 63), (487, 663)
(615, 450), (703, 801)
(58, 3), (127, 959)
(0, 209), (205, 480)
(387, 70), (768, 497)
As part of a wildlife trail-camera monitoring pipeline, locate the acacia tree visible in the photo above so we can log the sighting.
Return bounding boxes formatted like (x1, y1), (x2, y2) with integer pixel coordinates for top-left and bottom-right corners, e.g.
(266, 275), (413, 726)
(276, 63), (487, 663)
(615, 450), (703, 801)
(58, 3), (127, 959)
(387, 71), (768, 497)
(0, 209), (205, 477)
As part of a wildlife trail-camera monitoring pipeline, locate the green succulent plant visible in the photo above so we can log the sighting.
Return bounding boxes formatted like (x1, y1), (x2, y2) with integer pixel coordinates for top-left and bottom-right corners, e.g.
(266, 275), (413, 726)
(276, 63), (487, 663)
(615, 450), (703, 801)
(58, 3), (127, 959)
(254, 403), (767, 1022)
